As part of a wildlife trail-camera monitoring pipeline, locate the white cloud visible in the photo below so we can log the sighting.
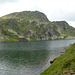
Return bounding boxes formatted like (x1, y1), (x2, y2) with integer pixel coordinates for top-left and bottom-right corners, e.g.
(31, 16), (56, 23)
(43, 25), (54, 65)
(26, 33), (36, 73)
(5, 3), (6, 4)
(0, 0), (38, 16)
(0, 0), (75, 27)
(68, 21), (75, 28)
(0, 0), (20, 3)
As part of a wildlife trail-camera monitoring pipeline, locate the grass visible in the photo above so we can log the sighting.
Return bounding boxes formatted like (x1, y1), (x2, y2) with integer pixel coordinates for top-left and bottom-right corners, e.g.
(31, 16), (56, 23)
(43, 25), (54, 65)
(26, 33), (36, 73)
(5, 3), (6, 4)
(40, 43), (75, 75)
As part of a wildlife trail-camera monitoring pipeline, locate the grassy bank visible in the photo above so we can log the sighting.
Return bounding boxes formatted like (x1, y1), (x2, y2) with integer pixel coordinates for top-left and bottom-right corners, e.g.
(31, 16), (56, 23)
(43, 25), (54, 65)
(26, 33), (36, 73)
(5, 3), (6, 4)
(40, 43), (75, 75)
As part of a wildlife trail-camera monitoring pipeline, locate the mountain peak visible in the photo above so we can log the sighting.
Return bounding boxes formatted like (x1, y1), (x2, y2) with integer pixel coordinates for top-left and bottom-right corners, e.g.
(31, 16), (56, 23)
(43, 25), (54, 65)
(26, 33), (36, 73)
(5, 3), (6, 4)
(1, 11), (49, 22)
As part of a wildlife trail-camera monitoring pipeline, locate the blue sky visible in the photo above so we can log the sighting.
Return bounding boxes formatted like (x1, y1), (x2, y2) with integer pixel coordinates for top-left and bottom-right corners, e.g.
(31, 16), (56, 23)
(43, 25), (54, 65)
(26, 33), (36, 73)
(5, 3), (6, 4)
(0, 0), (75, 27)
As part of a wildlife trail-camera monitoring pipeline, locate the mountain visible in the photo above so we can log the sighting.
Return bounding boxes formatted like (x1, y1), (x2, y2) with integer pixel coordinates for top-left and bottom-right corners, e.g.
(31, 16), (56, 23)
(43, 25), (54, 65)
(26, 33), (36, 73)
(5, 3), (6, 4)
(0, 11), (75, 42)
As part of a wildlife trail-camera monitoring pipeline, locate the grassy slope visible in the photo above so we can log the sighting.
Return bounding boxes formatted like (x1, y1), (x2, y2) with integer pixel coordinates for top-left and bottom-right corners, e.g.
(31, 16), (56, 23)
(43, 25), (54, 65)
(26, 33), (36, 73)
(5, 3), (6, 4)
(40, 43), (75, 75)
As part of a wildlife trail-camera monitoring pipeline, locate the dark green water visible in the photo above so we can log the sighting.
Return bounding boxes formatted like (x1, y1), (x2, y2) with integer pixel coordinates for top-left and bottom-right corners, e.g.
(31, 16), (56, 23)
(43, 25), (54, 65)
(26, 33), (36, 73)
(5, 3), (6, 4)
(0, 40), (75, 75)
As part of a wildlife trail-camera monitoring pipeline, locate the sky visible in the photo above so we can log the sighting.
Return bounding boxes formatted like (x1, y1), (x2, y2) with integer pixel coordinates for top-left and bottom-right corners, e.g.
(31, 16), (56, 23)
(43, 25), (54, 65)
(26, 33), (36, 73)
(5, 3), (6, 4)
(0, 0), (75, 28)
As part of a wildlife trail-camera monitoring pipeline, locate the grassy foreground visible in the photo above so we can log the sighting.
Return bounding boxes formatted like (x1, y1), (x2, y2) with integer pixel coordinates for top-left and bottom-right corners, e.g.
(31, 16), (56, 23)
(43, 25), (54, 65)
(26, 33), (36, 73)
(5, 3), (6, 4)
(40, 43), (75, 75)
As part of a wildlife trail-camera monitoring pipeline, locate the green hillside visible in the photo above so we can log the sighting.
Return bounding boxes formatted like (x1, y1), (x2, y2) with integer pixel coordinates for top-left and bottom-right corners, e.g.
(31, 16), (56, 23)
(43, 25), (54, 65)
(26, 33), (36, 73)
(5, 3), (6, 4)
(40, 43), (75, 75)
(0, 11), (75, 42)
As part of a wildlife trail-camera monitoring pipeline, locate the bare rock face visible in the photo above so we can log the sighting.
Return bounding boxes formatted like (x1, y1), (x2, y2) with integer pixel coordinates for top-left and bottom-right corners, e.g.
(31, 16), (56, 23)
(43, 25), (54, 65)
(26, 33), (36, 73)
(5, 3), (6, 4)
(50, 60), (54, 64)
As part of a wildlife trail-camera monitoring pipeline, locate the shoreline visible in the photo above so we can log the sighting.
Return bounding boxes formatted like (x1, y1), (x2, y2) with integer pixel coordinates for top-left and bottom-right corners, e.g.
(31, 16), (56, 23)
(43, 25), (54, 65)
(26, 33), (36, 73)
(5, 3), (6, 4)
(50, 44), (71, 64)
(40, 43), (75, 75)
(0, 38), (75, 43)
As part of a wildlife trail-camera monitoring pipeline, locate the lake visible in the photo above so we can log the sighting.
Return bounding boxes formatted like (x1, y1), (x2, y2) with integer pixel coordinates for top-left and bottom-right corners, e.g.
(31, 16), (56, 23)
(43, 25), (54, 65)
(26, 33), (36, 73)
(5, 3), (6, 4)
(0, 39), (75, 75)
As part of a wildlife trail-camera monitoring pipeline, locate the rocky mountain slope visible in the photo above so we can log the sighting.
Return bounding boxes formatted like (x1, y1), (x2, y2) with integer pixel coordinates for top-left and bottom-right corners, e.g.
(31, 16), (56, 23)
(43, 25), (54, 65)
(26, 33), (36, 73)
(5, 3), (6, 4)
(0, 11), (75, 42)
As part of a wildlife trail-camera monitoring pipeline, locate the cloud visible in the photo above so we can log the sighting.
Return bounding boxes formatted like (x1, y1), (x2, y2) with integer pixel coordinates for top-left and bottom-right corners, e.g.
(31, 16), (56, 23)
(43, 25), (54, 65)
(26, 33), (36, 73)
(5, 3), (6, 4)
(63, 12), (75, 21)
(0, 0), (38, 17)
(68, 21), (75, 28)
(47, 10), (75, 21)
(0, 0), (20, 3)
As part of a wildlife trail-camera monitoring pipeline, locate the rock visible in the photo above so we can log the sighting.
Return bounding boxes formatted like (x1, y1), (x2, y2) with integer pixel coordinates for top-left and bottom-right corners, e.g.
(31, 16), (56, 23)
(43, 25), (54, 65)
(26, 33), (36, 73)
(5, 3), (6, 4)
(50, 59), (55, 64)
(70, 70), (75, 74)
(63, 70), (70, 74)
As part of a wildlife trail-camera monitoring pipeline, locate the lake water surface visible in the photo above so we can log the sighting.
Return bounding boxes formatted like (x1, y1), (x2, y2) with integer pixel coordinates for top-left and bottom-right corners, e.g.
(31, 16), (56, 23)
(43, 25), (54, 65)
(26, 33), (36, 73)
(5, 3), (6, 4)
(0, 39), (75, 75)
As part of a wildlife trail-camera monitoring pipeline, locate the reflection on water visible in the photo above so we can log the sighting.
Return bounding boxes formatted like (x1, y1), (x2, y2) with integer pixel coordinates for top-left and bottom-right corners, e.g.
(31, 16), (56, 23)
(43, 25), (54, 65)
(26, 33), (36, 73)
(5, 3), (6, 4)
(0, 40), (75, 75)
(0, 50), (49, 75)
